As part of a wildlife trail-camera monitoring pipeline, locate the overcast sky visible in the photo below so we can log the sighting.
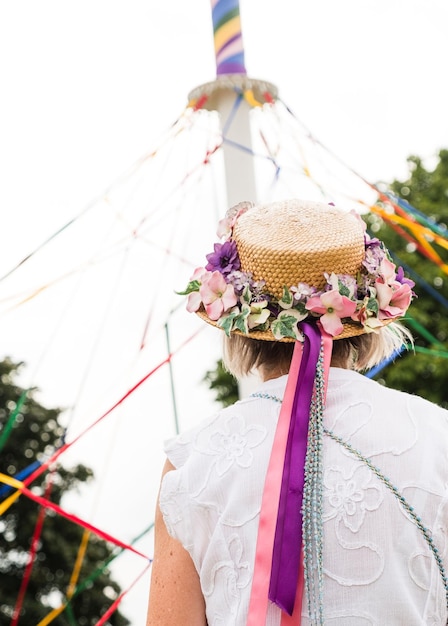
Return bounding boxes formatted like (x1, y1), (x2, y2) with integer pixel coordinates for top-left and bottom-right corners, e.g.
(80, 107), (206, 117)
(1, 2), (447, 624)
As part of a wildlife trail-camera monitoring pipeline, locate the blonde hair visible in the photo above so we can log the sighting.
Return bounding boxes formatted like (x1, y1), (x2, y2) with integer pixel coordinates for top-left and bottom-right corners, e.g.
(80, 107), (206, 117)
(223, 323), (413, 378)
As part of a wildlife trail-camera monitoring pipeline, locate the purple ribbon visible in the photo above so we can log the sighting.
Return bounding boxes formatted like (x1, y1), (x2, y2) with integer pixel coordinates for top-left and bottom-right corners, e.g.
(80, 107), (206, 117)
(268, 322), (322, 615)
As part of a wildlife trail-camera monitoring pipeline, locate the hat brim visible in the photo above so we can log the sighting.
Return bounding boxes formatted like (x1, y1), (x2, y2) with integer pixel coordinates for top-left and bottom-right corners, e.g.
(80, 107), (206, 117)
(196, 308), (372, 342)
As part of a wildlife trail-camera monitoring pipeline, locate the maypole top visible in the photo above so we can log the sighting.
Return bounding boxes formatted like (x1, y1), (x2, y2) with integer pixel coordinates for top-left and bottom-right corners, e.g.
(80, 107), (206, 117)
(187, 1), (278, 111)
(188, 75), (277, 111)
(212, 0), (247, 76)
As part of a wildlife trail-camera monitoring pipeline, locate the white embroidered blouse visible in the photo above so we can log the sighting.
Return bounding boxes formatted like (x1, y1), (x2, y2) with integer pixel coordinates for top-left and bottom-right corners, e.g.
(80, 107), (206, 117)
(159, 368), (448, 625)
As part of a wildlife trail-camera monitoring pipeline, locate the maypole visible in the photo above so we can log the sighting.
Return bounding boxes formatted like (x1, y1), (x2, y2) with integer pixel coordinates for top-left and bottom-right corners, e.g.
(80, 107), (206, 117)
(188, 0), (277, 207)
(188, 0), (279, 396)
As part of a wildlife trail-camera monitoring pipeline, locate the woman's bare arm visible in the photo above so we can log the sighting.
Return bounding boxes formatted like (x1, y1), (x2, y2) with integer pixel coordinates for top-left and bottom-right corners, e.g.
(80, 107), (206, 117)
(146, 459), (207, 626)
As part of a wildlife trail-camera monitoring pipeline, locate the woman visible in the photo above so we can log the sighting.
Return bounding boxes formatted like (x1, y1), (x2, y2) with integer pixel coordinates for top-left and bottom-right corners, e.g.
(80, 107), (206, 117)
(146, 199), (448, 625)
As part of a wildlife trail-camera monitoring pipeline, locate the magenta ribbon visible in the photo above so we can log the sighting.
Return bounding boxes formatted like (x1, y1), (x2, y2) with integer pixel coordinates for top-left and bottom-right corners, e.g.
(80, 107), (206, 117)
(268, 322), (322, 615)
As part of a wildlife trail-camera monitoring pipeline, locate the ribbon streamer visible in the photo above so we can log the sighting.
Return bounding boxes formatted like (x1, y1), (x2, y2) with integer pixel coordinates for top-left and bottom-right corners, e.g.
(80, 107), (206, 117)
(247, 324), (332, 625)
(0, 473), (149, 561)
(247, 341), (304, 625)
(0, 390), (28, 454)
(94, 562), (151, 626)
(36, 530), (91, 626)
(269, 323), (322, 615)
(0, 329), (202, 508)
(11, 476), (53, 626)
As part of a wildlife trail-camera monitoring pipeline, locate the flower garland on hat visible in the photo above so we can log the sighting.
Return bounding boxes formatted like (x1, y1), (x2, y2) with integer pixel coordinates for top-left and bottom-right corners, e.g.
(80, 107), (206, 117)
(179, 203), (415, 340)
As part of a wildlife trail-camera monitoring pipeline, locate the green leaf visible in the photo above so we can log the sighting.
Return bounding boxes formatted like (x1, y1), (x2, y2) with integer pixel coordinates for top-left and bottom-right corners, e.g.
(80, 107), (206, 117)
(278, 285), (293, 309)
(271, 312), (304, 340)
(175, 280), (200, 295)
(217, 308), (240, 336)
(241, 285), (252, 305)
(338, 281), (350, 297)
(233, 306), (250, 334)
(294, 301), (308, 316)
(367, 297), (379, 315)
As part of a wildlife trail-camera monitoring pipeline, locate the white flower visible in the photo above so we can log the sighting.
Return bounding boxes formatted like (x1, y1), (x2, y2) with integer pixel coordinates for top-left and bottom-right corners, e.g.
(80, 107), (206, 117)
(247, 299), (270, 329)
(208, 415), (266, 476)
(324, 464), (383, 532)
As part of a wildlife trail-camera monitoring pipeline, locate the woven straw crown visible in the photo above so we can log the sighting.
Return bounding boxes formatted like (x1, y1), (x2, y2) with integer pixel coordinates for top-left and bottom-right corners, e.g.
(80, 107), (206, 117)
(232, 199), (365, 299)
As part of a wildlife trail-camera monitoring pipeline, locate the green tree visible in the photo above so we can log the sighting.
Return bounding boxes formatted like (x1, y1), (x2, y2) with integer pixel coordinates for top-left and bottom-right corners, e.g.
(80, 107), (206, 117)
(204, 359), (238, 412)
(0, 358), (129, 625)
(366, 149), (448, 407)
(203, 359), (239, 408)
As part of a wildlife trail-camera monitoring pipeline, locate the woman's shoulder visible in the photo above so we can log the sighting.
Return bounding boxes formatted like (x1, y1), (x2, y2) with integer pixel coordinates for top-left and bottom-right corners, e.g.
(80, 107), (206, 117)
(329, 367), (448, 429)
(163, 391), (280, 470)
(163, 409), (222, 469)
(368, 373), (448, 419)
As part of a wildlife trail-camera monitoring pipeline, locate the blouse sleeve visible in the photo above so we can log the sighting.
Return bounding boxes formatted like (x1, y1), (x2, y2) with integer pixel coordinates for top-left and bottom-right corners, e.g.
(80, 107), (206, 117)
(157, 412), (220, 555)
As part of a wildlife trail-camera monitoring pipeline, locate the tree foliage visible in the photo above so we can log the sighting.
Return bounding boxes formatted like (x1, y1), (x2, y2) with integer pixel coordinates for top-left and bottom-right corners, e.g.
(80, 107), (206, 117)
(203, 359), (239, 408)
(0, 358), (129, 626)
(366, 149), (448, 407)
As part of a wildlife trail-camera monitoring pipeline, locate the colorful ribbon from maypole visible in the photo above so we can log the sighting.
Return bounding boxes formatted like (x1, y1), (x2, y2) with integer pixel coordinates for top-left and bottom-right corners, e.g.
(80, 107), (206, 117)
(211, 0), (247, 75)
(36, 530), (91, 626)
(11, 475), (54, 626)
(0, 472), (150, 561)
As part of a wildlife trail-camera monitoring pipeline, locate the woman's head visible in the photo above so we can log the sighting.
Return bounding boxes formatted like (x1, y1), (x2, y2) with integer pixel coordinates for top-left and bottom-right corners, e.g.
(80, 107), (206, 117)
(223, 322), (413, 378)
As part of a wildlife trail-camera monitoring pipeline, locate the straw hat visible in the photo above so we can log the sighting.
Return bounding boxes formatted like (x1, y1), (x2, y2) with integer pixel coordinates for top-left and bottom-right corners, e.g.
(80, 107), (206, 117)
(184, 199), (414, 341)
(233, 200), (364, 294)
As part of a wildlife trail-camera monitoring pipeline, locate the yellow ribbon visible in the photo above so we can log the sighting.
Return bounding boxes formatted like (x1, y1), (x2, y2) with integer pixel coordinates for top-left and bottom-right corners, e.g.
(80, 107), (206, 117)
(37, 530), (91, 626)
(0, 472), (23, 515)
(370, 204), (448, 274)
(243, 89), (262, 108)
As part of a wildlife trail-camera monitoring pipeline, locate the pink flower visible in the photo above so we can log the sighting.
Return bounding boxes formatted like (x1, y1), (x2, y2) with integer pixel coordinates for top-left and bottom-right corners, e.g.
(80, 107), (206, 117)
(199, 271), (238, 320)
(216, 201), (253, 238)
(350, 209), (367, 233)
(306, 289), (357, 336)
(378, 258), (398, 285)
(351, 301), (383, 332)
(185, 267), (211, 313)
(375, 280), (413, 320)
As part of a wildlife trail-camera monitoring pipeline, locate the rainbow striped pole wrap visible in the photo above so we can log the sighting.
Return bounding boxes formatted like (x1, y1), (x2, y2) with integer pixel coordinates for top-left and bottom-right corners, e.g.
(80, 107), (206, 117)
(211, 0), (247, 75)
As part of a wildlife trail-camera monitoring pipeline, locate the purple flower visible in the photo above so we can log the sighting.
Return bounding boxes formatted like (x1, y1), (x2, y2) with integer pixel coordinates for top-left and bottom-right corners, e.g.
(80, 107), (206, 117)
(362, 235), (386, 274)
(365, 234), (381, 248)
(227, 270), (265, 297)
(396, 266), (415, 289)
(205, 241), (241, 276)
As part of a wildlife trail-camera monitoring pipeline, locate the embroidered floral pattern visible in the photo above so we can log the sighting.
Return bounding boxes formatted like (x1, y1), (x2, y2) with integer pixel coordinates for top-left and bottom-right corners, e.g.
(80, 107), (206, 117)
(202, 534), (252, 618)
(159, 374), (448, 624)
(208, 415), (266, 476)
(323, 464), (383, 533)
